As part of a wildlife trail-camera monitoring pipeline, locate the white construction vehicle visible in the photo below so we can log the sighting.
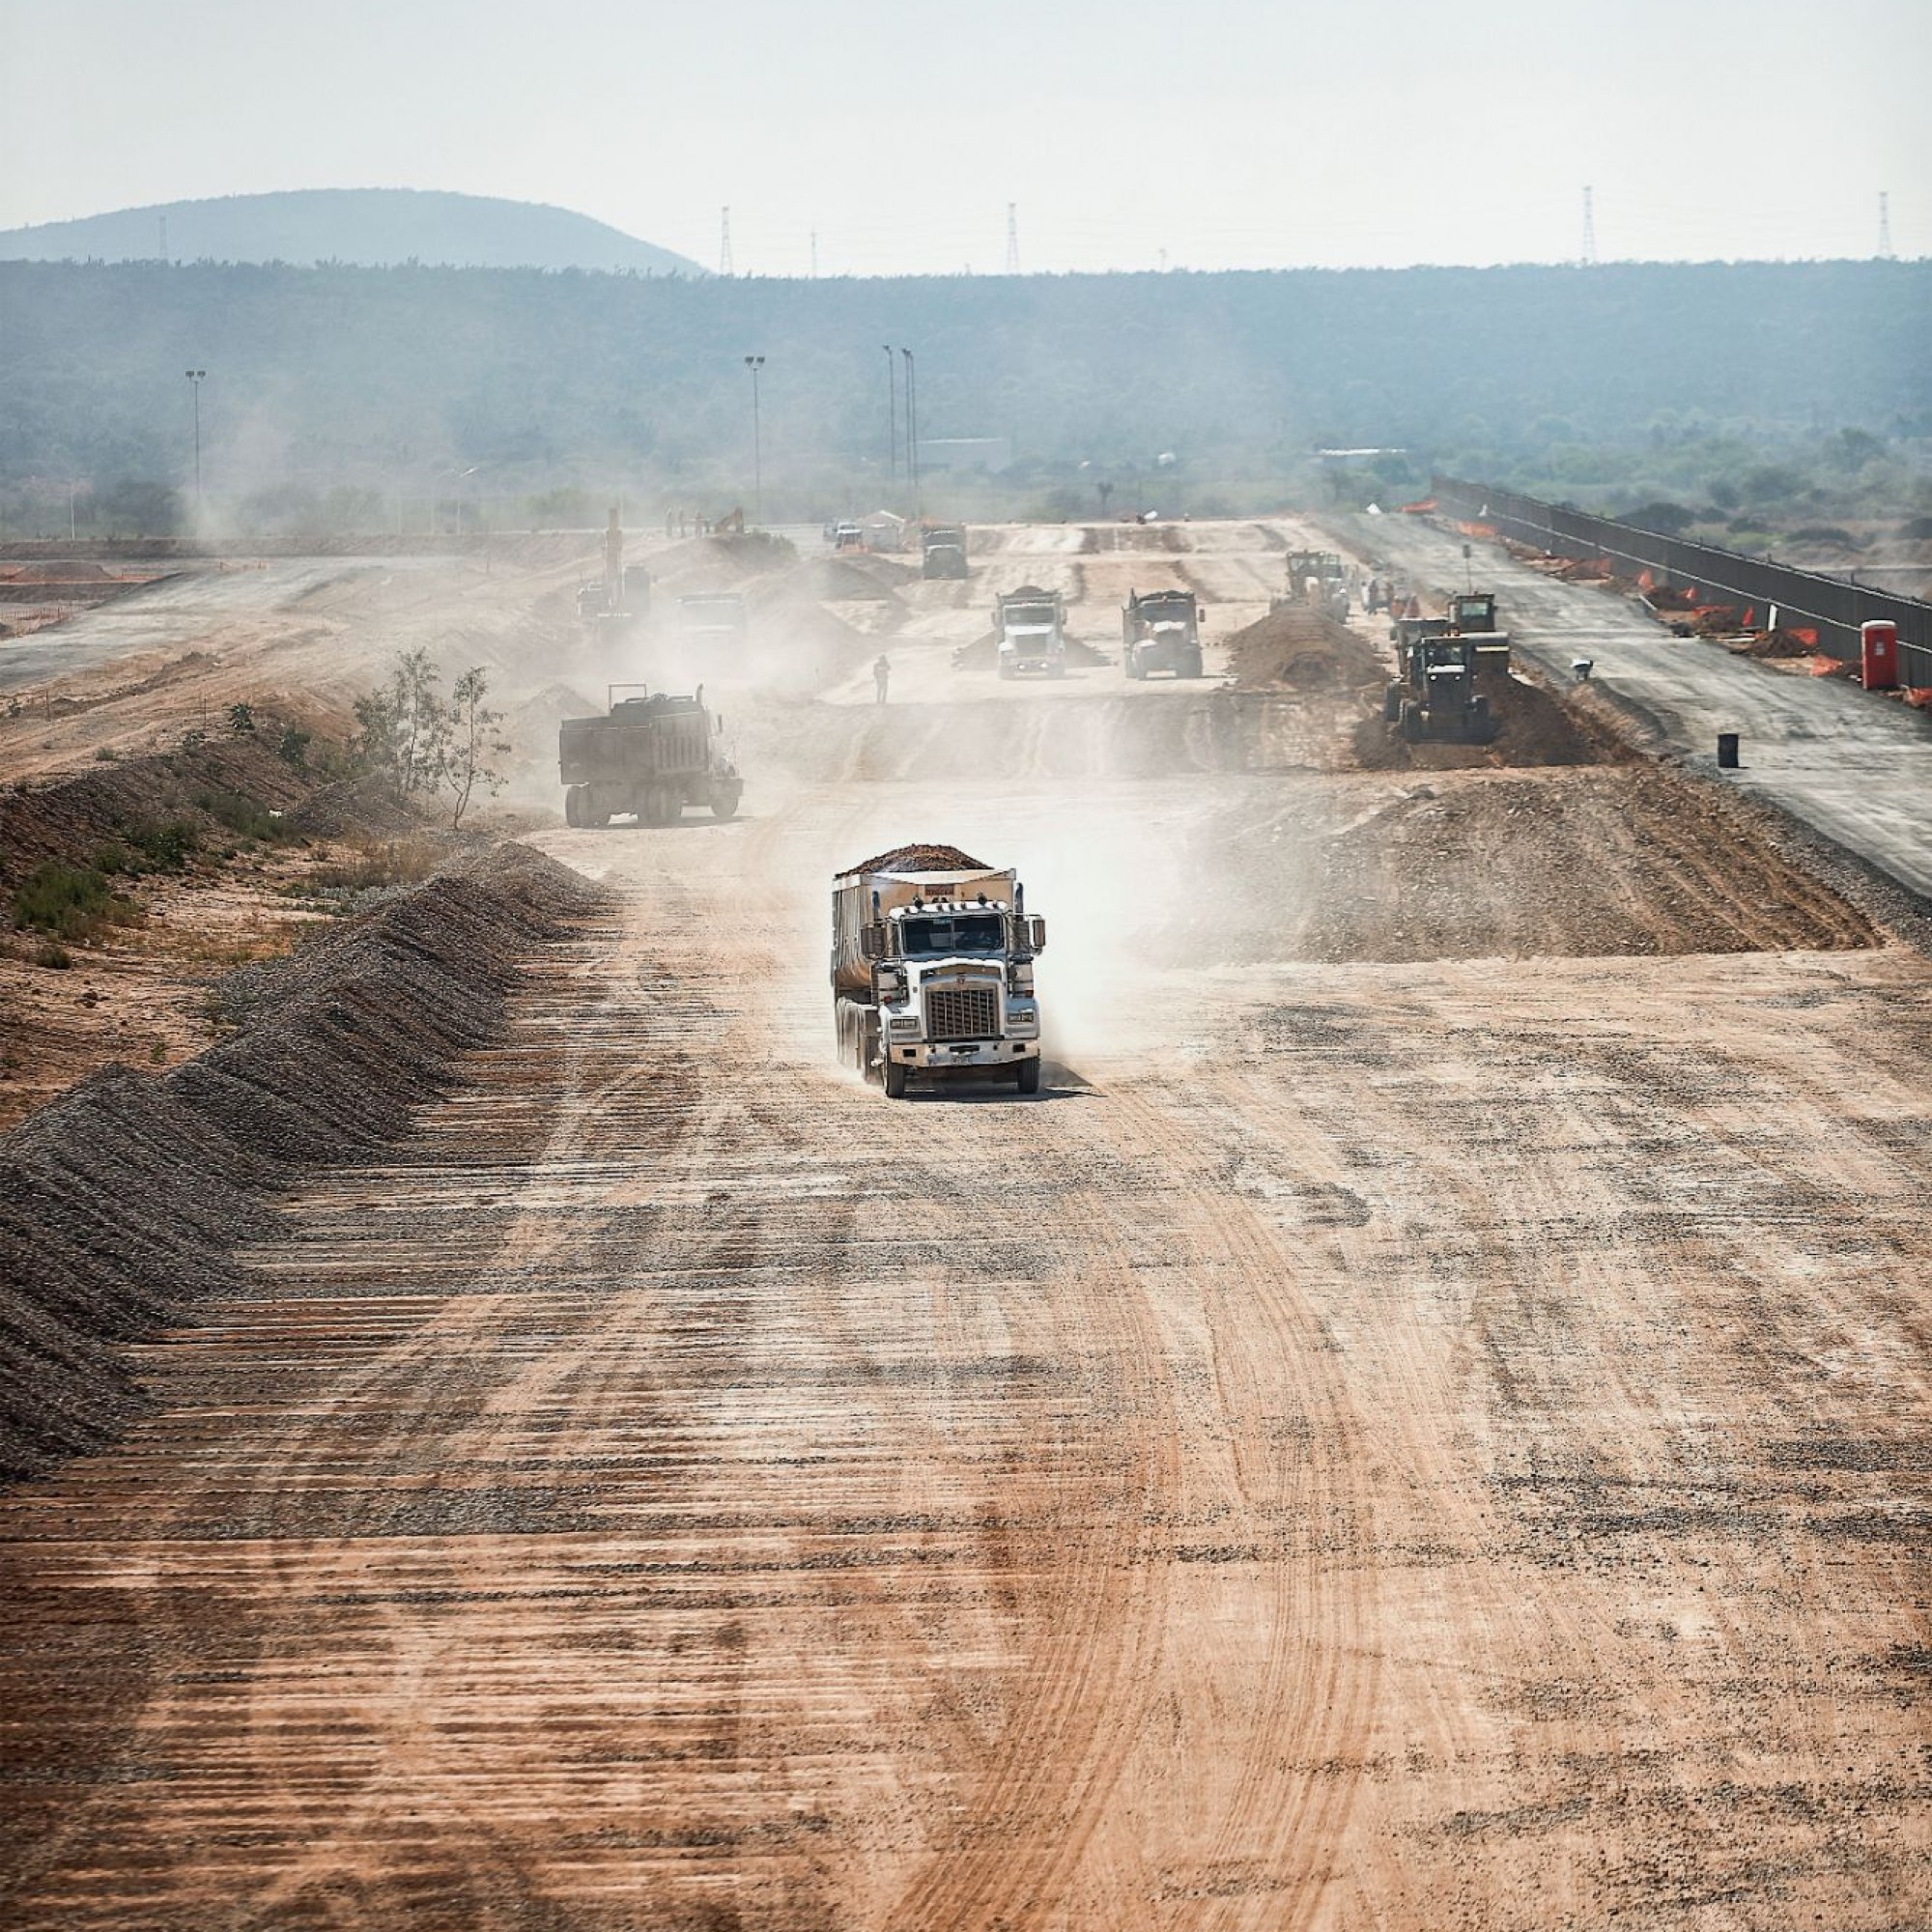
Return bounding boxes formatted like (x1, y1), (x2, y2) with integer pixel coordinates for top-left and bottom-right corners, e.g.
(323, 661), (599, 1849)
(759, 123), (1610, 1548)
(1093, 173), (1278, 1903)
(993, 585), (1067, 679)
(831, 844), (1048, 1097)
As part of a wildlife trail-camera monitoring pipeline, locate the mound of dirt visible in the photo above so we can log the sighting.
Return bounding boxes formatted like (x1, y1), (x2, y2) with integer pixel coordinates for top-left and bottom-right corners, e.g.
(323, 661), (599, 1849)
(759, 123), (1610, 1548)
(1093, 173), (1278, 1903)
(1150, 766), (1877, 969)
(0, 843), (608, 1484)
(1223, 604), (1383, 693)
(0, 736), (324, 890)
(800, 555), (919, 601)
(845, 843), (988, 875)
(1730, 628), (1821, 660)
(1352, 670), (1625, 772)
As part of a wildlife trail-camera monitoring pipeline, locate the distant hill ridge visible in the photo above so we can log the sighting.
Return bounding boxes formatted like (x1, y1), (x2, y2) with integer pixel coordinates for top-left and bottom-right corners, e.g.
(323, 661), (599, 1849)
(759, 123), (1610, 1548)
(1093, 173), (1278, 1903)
(0, 187), (706, 275)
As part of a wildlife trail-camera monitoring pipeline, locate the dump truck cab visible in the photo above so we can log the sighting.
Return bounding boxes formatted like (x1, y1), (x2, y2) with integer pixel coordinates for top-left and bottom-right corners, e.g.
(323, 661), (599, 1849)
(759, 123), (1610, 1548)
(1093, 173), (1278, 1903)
(1122, 588), (1204, 679)
(831, 849), (1049, 1096)
(922, 524), (970, 580)
(994, 585), (1067, 679)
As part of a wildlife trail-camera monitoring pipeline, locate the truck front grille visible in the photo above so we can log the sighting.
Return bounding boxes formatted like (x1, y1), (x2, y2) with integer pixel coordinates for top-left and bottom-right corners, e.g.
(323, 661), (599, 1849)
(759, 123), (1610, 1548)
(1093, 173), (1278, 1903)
(925, 985), (1000, 1042)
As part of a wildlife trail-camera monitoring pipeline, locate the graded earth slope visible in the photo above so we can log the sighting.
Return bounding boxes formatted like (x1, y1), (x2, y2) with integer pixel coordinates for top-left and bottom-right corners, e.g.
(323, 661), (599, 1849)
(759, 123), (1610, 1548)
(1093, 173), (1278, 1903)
(0, 519), (1925, 1931)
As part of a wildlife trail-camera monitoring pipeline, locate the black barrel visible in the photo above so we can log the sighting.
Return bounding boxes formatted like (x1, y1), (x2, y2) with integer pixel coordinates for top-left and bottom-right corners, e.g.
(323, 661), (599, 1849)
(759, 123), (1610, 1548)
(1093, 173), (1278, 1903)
(1717, 732), (1740, 769)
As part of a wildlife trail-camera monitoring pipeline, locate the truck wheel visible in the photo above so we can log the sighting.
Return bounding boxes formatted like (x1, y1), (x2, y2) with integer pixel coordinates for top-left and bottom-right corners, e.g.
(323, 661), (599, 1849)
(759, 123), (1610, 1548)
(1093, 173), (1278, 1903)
(1383, 684), (1403, 723)
(997, 662), (1013, 680)
(712, 789), (739, 821)
(564, 785), (582, 827)
(1470, 695), (1493, 742)
(1016, 1057), (1042, 1094)
(1183, 650), (1203, 679)
(1400, 700), (1423, 743)
(1048, 662), (1066, 680)
(884, 1058), (908, 1098)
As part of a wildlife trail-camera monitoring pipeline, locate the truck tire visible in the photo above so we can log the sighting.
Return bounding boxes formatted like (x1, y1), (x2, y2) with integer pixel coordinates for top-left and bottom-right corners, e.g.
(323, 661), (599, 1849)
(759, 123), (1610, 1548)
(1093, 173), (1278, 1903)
(884, 1058), (908, 1098)
(1400, 700), (1423, 743)
(1182, 649), (1203, 679)
(712, 788), (740, 821)
(1016, 1057), (1042, 1094)
(1383, 684), (1403, 723)
(1125, 654), (1142, 680)
(1470, 695), (1493, 743)
(1048, 661), (1066, 679)
(997, 661), (1013, 680)
(564, 785), (582, 827)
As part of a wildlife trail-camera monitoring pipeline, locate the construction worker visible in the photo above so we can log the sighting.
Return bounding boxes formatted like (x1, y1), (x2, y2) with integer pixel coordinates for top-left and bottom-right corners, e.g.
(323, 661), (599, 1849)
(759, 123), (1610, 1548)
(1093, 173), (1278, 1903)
(873, 654), (891, 704)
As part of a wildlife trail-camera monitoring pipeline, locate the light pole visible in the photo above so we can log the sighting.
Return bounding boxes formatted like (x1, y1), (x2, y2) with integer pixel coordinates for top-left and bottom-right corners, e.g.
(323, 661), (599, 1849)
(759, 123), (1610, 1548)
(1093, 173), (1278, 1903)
(883, 344), (897, 496)
(184, 369), (206, 519)
(743, 355), (766, 526)
(901, 348), (919, 521)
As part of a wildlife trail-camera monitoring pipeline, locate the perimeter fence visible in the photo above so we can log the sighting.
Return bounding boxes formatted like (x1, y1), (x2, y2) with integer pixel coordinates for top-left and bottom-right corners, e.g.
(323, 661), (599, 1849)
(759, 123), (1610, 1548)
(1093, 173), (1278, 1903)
(1430, 475), (1932, 687)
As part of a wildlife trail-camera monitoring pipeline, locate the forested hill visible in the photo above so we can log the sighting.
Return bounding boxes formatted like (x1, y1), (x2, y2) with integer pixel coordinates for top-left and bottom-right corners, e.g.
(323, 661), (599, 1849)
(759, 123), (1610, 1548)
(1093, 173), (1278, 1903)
(0, 189), (703, 276)
(2, 257), (1925, 503)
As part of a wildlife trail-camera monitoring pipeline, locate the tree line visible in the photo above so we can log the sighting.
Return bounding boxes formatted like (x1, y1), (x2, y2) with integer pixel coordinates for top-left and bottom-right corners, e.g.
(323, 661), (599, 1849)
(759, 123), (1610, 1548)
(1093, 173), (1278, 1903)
(1, 257), (1925, 530)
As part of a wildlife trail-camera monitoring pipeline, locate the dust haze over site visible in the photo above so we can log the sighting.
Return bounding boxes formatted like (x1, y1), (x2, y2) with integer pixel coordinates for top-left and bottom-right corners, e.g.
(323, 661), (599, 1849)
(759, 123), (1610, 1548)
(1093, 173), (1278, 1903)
(5, 1), (1932, 1927)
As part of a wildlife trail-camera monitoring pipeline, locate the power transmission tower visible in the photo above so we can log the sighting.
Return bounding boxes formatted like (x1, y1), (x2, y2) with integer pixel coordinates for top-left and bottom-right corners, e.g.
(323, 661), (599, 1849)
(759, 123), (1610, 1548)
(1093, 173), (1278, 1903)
(719, 207), (734, 276)
(1878, 191), (1894, 260)
(1006, 203), (1020, 275)
(1580, 185), (1597, 267)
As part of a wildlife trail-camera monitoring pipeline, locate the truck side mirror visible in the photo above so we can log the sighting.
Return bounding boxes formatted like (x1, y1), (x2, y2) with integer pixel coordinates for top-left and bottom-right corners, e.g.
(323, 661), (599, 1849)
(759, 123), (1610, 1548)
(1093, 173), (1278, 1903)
(1028, 916), (1047, 952)
(859, 923), (888, 962)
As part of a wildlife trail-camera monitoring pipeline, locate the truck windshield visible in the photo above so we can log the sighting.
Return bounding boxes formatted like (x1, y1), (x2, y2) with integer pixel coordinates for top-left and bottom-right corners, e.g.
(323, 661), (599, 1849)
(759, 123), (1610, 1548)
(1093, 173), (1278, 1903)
(1006, 606), (1055, 627)
(900, 914), (1004, 956)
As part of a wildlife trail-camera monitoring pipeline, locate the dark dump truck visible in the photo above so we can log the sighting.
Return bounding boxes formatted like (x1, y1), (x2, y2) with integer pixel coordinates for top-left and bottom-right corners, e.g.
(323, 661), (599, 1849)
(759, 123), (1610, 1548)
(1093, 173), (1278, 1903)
(559, 686), (744, 827)
(1121, 588), (1204, 679)
(921, 524), (970, 580)
(1382, 635), (1494, 744)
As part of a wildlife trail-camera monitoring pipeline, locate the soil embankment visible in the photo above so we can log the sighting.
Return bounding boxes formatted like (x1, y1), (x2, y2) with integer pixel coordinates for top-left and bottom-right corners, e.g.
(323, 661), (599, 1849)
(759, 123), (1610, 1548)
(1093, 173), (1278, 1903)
(0, 844), (607, 1481)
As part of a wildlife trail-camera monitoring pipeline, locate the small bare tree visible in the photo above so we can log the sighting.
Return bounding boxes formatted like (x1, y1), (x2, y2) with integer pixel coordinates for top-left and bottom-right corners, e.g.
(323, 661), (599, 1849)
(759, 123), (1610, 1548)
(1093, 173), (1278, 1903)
(355, 648), (450, 798)
(445, 666), (511, 829)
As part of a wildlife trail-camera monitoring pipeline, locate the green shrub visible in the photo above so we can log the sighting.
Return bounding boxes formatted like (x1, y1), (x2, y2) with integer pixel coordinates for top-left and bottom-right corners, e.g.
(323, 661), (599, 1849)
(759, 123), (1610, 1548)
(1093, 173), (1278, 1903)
(123, 819), (198, 872)
(193, 789), (289, 842)
(34, 938), (73, 969)
(14, 862), (118, 940)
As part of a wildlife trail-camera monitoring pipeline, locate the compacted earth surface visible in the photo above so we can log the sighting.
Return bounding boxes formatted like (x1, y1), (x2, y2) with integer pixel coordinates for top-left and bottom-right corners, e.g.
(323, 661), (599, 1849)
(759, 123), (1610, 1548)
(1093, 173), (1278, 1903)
(0, 518), (1927, 1930)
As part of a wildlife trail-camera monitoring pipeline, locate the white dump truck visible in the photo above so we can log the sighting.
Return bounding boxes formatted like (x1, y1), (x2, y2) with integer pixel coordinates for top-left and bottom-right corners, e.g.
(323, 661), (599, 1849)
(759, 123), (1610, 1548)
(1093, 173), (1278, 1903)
(831, 844), (1048, 1097)
(994, 585), (1067, 679)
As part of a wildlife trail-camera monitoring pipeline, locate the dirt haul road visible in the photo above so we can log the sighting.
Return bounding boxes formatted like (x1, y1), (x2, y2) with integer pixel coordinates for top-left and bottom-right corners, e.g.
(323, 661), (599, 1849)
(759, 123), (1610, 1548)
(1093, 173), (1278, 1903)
(2, 520), (1929, 1930)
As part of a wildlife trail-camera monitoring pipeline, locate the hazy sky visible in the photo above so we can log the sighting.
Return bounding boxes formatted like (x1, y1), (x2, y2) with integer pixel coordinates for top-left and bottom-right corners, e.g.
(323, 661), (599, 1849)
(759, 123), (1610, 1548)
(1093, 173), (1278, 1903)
(1, 0), (1923, 272)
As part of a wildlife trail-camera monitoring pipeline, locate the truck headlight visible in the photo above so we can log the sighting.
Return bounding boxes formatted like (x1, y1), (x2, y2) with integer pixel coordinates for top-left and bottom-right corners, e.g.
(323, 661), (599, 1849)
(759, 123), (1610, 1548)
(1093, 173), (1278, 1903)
(888, 1014), (920, 1033)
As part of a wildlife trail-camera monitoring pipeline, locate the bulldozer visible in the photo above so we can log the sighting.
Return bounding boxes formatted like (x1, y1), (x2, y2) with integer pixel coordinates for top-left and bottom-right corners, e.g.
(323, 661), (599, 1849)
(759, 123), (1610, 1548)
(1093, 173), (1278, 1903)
(1383, 634), (1494, 744)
